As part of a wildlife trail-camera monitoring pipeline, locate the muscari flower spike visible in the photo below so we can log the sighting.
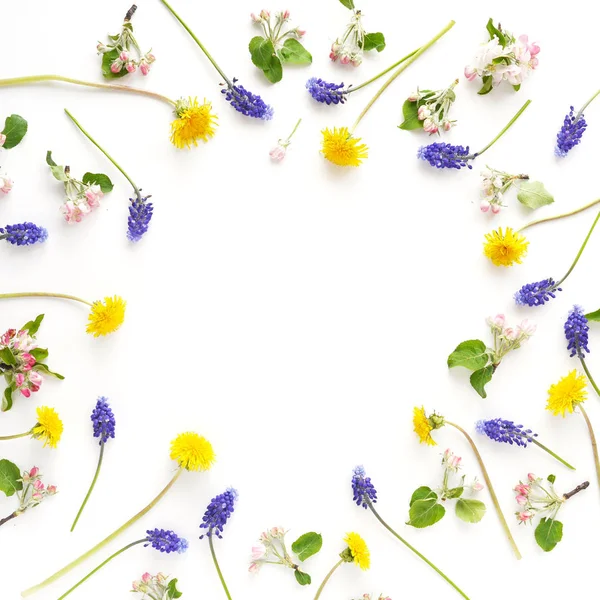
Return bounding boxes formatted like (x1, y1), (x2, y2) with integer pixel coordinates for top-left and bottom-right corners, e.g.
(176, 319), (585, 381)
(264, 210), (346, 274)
(351, 466), (378, 508)
(306, 78), (348, 105)
(476, 418), (536, 448)
(127, 196), (154, 243)
(200, 488), (238, 539)
(555, 106), (587, 157)
(0, 222), (48, 246)
(221, 79), (273, 120)
(565, 305), (590, 358)
(514, 278), (562, 307)
(417, 143), (473, 170)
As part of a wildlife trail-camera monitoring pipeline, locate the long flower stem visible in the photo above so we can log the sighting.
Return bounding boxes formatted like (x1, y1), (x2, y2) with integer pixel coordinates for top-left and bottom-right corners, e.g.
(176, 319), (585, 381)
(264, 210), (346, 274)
(350, 20), (455, 133)
(576, 89), (600, 119)
(0, 292), (92, 307)
(348, 49), (420, 94)
(579, 405), (600, 492)
(287, 118), (302, 142)
(366, 500), (470, 599)
(209, 534), (232, 600)
(160, 0), (232, 86)
(580, 356), (600, 398)
(518, 198), (600, 232)
(0, 512), (18, 527)
(0, 75), (175, 106)
(446, 421), (522, 560)
(64, 109), (141, 199)
(313, 559), (343, 600)
(0, 431), (31, 441)
(71, 443), (105, 532)
(21, 468), (183, 597)
(530, 438), (575, 470)
(56, 539), (145, 600)
(474, 100), (531, 156)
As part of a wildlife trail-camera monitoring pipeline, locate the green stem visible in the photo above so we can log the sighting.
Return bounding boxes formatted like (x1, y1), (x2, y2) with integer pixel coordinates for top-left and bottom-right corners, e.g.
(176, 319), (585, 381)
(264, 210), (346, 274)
(579, 405), (600, 492)
(348, 48), (420, 94)
(21, 468), (183, 597)
(474, 100), (531, 156)
(160, 0), (232, 86)
(581, 356), (600, 398)
(0, 431), (31, 441)
(576, 89), (600, 119)
(530, 438), (576, 470)
(366, 500), (470, 599)
(64, 109), (141, 199)
(0, 74), (175, 106)
(445, 421), (522, 560)
(350, 20), (455, 133)
(0, 292), (92, 307)
(313, 559), (343, 600)
(209, 533), (232, 600)
(56, 539), (145, 600)
(518, 198), (600, 232)
(70, 443), (105, 532)
(286, 118), (302, 142)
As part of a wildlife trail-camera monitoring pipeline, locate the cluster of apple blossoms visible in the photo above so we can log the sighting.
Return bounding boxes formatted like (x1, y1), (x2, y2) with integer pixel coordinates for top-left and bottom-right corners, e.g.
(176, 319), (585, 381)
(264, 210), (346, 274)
(131, 572), (182, 599)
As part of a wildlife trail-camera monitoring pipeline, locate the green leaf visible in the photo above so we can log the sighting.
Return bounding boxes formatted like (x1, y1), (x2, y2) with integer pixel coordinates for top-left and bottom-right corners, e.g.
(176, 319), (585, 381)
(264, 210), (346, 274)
(470, 365), (494, 398)
(585, 308), (600, 321)
(0, 459), (22, 497)
(292, 532), (322, 561)
(262, 55), (283, 83)
(513, 84), (521, 92)
(166, 579), (183, 599)
(338, 0), (355, 8)
(0, 347), (17, 366)
(535, 517), (563, 552)
(455, 498), (486, 523)
(46, 150), (57, 167)
(249, 36), (275, 70)
(547, 474), (556, 484)
(447, 340), (490, 371)
(29, 348), (48, 361)
(363, 32), (386, 53)
(407, 486), (445, 528)
(2, 386), (13, 412)
(486, 18), (507, 46)
(398, 100), (422, 131)
(22, 314), (44, 336)
(82, 173), (114, 193)
(516, 181), (554, 210)
(279, 39), (312, 65)
(294, 570), (311, 586)
(32, 363), (65, 380)
(102, 48), (127, 79)
(445, 486), (464, 499)
(477, 75), (494, 95)
(1, 114), (28, 149)
(50, 165), (68, 182)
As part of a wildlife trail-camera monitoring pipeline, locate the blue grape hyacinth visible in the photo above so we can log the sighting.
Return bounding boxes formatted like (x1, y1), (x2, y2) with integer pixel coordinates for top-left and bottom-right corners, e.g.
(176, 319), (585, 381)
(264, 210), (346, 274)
(564, 305), (590, 358)
(145, 528), (189, 554)
(476, 418), (537, 448)
(222, 79), (273, 120)
(90, 397), (116, 445)
(514, 278), (562, 307)
(200, 488), (238, 539)
(306, 78), (348, 105)
(351, 465), (378, 508)
(0, 222), (48, 246)
(417, 143), (474, 169)
(555, 106), (587, 157)
(127, 196), (154, 242)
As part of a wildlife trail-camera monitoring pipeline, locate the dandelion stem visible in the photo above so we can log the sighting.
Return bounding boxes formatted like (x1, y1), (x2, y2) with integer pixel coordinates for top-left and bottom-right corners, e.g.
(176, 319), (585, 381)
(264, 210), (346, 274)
(0, 512), (17, 527)
(209, 533), (233, 600)
(579, 405), (600, 492)
(576, 89), (600, 120)
(350, 20), (455, 133)
(160, 0), (232, 87)
(0, 292), (92, 307)
(518, 198), (600, 232)
(445, 421), (522, 560)
(64, 109), (141, 200)
(21, 468), (183, 597)
(0, 431), (31, 441)
(563, 481), (590, 500)
(348, 49), (420, 94)
(474, 100), (531, 156)
(70, 443), (105, 532)
(366, 500), (470, 598)
(530, 438), (576, 470)
(56, 539), (145, 600)
(0, 74), (176, 106)
(580, 356), (600, 398)
(313, 559), (343, 600)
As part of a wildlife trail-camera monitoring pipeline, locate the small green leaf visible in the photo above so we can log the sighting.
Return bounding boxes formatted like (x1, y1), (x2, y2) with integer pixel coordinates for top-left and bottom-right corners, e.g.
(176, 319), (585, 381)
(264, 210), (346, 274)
(2, 386), (13, 412)
(102, 48), (127, 79)
(294, 570), (311, 586)
(409, 486), (435, 506)
(249, 36), (275, 70)
(0, 459), (22, 497)
(517, 181), (554, 210)
(447, 340), (490, 371)
(535, 517), (563, 552)
(1, 114), (28, 149)
(455, 498), (486, 523)
(46, 151), (58, 167)
(445, 486), (464, 499)
(477, 75), (494, 95)
(166, 579), (183, 599)
(513, 84), (521, 92)
(338, 0), (355, 8)
(407, 486), (445, 528)
(398, 100), (422, 131)
(363, 32), (386, 53)
(82, 173), (114, 193)
(29, 348), (48, 361)
(547, 474), (556, 484)
(50, 165), (68, 182)
(279, 39), (312, 64)
(485, 18), (507, 46)
(32, 363), (65, 380)
(470, 365), (494, 398)
(292, 532), (322, 561)
(0, 347), (17, 366)
(585, 308), (600, 321)
(22, 314), (44, 336)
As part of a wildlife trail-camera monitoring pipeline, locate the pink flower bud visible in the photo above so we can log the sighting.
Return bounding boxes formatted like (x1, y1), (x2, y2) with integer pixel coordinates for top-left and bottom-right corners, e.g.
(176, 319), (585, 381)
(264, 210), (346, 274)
(248, 562), (260, 574)
(47, 485), (57, 494)
(464, 65), (477, 81)
(340, 55), (350, 65)
(15, 373), (25, 387)
(260, 531), (270, 542)
(110, 61), (122, 74)
(140, 62), (150, 76)
(491, 204), (501, 214)
(29, 371), (43, 390)
(141, 573), (152, 583)
(480, 200), (491, 213)
(423, 119), (438, 134)
(269, 145), (287, 162)
(146, 53), (156, 63)
(156, 573), (166, 583)
(0, 133), (6, 147)
(472, 481), (484, 492)
(31, 491), (43, 501)
(517, 319), (536, 337)
(29, 466), (39, 478)
(282, 9), (290, 19)
(417, 105), (430, 120)
(126, 61), (137, 73)
(443, 121), (452, 131)
(407, 93), (419, 102)
(504, 327), (517, 340)
(34, 479), (45, 491)
(250, 12), (260, 22)
(517, 510), (533, 523)
(119, 51), (129, 62)
(296, 29), (306, 37)
(515, 494), (527, 506)
(0, 177), (13, 194)
(132, 582), (140, 591)
(259, 9), (270, 19)
(514, 483), (530, 496)
(251, 544), (266, 560)
(528, 473), (536, 482)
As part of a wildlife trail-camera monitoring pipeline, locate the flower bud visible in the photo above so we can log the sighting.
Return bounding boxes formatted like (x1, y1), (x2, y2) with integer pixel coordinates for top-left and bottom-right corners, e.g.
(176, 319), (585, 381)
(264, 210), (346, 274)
(282, 9), (290, 19)
(140, 62), (150, 76)
(46, 485), (57, 494)
(269, 145), (287, 162)
(0, 133), (6, 147)
(141, 573), (152, 584)
(96, 42), (108, 54)
(423, 119), (438, 134)
(443, 120), (452, 131)
(110, 61), (122, 74)
(29, 466), (39, 478)
(251, 544), (266, 560)
(464, 65), (477, 81)
(295, 28), (306, 37)
(31, 491), (43, 502)
(248, 562), (260, 573)
(259, 9), (270, 19)
(33, 479), (45, 491)
(119, 50), (129, 62)
(126, 61), (137, 73)
(250, 12), (261, 22)
(491, 203), (501, 214)
(480, 199), (491, 213)
(407, 92), (419, 102)
(340, 54), (351, 65)
(472, 481), (484, 492)
(528, 473), (536, 482)
(515, 494), (527, 505)
(0, 177), (13, 194)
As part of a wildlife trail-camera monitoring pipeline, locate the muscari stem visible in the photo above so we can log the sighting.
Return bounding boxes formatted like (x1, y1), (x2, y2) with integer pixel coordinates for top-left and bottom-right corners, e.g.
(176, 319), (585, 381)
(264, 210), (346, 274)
(21, 468), (183, 597)
(160, 0), (232, 86)
(350, 20), (455, 133)
(209, 533), (233, 600)
(0, 75), (175, 106)
(518, 198), (600, 232)
(576, 89), (600, 120)
(0, 292), (92, 307)
(366, 500), (470, 599)
(563, 481), (589, 500)
(313, 559), (343, 600)
(64, 109), (142, 200)
(530, 438), (576, 470)
(474, 99), (531, 156)
(580, 356), (600, 398)
(445, 421), (522, 560)
(287, 118), (302, 142)
(56, 539), (145, 600)
(579, 405), (600, 492)
(0, 431), (31, 441)
(0, 512), (18, 527)
(348, 48), (420, 94)
(71, 443), (105, 532)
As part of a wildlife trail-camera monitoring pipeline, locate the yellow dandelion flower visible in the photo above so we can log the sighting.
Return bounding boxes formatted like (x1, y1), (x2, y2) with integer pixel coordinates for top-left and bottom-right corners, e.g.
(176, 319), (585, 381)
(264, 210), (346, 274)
(86, 296), (126, 337)
(321, 126), (368, 167)
(413, 406), (437, 446)
(170, 432), (216, 471)
(483, 227), (529, 267)
(546, 370), (588, 417)
(170, 97), (218, 149)
(344, 532), (370, 570)
(31, 406), (63, 448)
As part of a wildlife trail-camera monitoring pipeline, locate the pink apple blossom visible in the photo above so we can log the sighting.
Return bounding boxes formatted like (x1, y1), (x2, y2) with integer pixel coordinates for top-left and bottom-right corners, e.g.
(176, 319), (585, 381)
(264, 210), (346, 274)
(251, 544), (266, 560)
(110, 61), (122, 74)
(269, 145), (287, 162)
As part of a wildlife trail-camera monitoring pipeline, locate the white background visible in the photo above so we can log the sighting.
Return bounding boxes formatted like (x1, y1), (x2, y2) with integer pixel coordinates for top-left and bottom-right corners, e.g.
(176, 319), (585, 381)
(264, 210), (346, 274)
(1, 0), (599, 598)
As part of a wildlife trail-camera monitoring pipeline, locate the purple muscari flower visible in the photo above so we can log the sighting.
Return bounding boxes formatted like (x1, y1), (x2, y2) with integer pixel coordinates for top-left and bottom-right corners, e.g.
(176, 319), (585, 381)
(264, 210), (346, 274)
(555, 106), (587, 157)
(200, 488), (238, 539)
(145, 528), (189, 553)
(306, 78), (348, 105)
(476, 418), (537, 448)
(417, 143), (474, 170)
(565, 305), (590, 358)
(351, 465), (377, 509)
(514, 277), (562, 307)
(90, 397), (116, 445)
(222, 79), (273, 120)
(127, 196), (154, 243)
(0, 222), (48, 246)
